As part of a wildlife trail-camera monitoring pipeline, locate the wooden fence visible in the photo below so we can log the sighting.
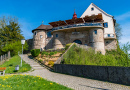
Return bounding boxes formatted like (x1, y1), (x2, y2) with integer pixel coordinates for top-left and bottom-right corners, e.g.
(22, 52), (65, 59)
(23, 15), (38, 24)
(0, 51), (11, 64)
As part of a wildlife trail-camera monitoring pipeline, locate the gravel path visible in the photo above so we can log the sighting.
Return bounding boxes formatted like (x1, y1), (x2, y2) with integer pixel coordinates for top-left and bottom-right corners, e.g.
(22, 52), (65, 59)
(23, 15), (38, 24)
(21, 54), (130, 90)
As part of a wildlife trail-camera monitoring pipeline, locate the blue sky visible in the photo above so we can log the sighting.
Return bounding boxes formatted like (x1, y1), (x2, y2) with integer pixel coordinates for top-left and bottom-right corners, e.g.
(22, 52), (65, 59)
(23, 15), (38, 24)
(0, 0), (130, 45)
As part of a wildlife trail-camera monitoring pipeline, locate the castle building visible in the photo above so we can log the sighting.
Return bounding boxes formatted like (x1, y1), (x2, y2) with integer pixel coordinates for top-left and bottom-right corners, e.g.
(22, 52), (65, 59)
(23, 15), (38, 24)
(32, 3), (117, 54)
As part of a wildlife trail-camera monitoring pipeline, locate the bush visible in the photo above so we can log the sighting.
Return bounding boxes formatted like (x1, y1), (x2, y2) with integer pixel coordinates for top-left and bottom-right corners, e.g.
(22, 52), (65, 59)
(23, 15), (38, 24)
(54, 51), (57, 54)
(48, 61), (54, 67)
(45, 52), (49, 56)
(49, 52), (55, 57)
(31, 49), (40, 57)
(41, 51), (47, 55)
(1, 41), (28, 57)
(65, 43), (72, 50)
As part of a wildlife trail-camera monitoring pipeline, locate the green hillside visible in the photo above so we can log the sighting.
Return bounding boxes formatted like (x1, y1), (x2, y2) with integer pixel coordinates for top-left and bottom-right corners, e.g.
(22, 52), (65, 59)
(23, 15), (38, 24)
(62, 44), (130, 67)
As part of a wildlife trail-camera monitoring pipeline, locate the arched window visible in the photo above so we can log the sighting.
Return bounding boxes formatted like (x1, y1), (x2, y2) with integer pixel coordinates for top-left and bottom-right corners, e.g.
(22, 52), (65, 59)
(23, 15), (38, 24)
(34, 31), (37, 36)
(73, 39), (82, 44)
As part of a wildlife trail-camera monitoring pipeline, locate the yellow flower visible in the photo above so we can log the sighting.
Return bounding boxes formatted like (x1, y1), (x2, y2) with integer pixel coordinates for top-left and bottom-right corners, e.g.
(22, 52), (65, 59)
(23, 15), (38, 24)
(34, 81), (36, 82)
(50, 83), (53, 85)
(0, 84), (1, 85)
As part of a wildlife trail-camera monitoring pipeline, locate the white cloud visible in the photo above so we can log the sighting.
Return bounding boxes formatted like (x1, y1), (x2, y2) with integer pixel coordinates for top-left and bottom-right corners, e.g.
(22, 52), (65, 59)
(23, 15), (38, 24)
(115, 12), (130, 21)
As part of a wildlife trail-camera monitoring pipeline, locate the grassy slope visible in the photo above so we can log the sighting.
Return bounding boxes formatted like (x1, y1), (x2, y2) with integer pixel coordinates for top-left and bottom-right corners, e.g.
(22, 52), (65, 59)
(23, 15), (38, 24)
(0, 55), (31, 73)
(0, 75), (72, 90)
(63, 44), (130, 67)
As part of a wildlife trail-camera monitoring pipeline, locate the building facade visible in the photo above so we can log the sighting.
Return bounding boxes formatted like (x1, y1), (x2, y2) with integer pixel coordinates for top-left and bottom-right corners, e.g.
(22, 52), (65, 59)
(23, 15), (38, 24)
(32, 3), (117, 54)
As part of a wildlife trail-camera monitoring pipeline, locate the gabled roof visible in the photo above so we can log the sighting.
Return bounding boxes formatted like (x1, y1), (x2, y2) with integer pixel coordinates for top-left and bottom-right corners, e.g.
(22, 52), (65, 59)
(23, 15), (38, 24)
(91, 3), (113, 17)
(81, 3), (113, 18)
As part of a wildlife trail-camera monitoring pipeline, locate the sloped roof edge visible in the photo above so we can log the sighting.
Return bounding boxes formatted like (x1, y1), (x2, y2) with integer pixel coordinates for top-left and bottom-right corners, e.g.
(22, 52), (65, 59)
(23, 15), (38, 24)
(91, 3), (113, 17)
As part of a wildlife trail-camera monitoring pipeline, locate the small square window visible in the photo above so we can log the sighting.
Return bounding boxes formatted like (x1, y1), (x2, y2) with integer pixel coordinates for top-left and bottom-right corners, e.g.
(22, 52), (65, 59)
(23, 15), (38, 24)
(108, 34), (110, 37)
(40, 35), (43, 39)
(56, 34), (58, 38)
(91, 7), (94, 11)
(94, 30), (97, 34)
(103, 23), (108, 28)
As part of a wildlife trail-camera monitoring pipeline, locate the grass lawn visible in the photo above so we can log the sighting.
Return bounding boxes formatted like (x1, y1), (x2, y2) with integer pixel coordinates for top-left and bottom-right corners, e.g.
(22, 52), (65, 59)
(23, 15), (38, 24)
(0, 55), (31, 73)
(0, 75), (72, 90)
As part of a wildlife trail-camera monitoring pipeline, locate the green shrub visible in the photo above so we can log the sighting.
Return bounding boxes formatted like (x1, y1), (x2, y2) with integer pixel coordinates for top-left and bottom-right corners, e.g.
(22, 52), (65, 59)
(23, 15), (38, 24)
(39, 59), (43, 63)
(54, 51), (57, 54)
(65, 43), (72, 50)
(41, 51), (47, 55)
(49, 52), (55, 57)
(31, 49), (40, 57)
(45, 52), (49, 56)
(62, 50), (65, 54)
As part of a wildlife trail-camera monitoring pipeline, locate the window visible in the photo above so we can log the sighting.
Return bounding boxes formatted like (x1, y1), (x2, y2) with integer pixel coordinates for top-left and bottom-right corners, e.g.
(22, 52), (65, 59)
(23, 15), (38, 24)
(40, 35), (43, 39)
(56, 34), (58, 38)
(34, 32), (37, 35)
(94, 30), (97, 34)
(103, 23), (108, 28)
(47, 31), (52, 38)
(91, 7), (94, 11)
(106, 41), (109, 44)
(108, 34), (110, 37)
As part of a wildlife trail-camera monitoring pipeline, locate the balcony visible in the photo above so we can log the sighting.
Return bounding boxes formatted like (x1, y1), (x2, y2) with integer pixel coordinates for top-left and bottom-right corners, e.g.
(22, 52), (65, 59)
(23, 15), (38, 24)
(52, 23), (103, 31)
(104, 34), (115, 39)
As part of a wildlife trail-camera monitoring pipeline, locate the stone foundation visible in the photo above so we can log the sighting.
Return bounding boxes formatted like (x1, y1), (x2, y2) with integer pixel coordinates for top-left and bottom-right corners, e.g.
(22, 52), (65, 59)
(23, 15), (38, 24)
(105, 39), (117, 50)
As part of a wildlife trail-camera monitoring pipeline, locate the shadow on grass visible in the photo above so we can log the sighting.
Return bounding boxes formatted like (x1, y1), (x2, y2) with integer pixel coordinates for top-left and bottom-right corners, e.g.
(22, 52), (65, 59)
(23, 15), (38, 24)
(13, 70), (18, 72)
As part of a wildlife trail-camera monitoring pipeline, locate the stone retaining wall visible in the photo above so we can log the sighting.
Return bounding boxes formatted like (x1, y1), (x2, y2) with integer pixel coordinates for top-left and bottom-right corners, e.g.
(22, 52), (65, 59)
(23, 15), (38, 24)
(54, 64), (130, 85)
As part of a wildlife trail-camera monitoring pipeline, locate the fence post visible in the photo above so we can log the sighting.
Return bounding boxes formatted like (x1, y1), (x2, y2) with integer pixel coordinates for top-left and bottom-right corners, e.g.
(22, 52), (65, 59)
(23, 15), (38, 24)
(3, 55), (4, 60)
(8, 51), (10, 59)
(0, 55), (2, 64)
(5, 54), (6, 61)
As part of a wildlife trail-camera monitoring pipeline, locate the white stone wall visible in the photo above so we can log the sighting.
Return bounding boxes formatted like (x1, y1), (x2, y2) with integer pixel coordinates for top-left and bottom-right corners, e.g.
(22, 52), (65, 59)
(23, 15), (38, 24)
(80, 3), (115, 36)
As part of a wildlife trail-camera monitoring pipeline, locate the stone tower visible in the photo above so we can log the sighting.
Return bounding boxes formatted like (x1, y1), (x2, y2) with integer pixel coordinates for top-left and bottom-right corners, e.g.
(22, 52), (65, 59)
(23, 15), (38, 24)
(32, 24), (52, 50)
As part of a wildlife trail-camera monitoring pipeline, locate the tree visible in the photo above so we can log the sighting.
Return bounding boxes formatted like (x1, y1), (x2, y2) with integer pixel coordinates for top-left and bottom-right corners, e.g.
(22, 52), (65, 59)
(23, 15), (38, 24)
(115, 23), (122, 40)
(0, 16), (27, 56)
(2, 41), (28, 56)
(121, 42), (130, 56)
(0, 16), (24, 47)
